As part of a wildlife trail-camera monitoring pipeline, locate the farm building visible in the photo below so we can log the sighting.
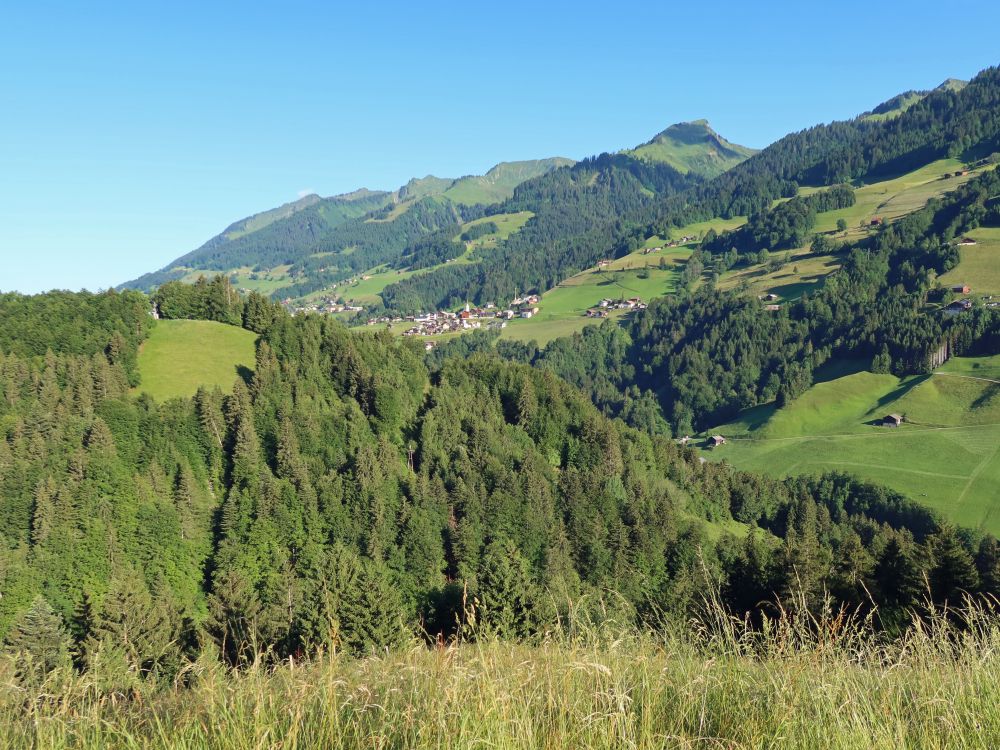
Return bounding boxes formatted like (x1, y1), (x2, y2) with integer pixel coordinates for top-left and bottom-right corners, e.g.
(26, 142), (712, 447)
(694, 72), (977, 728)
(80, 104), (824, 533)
(870, 217), (884, 226)
(882, 414), (903, 427)
(957, 237), (977, 246)
(952, 284), (972, 294)
(709, 435), (726, 447)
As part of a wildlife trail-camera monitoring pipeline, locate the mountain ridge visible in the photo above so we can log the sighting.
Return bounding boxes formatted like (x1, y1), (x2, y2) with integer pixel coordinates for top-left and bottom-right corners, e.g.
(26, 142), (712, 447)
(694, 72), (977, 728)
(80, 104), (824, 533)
(119, 157), (578, 291)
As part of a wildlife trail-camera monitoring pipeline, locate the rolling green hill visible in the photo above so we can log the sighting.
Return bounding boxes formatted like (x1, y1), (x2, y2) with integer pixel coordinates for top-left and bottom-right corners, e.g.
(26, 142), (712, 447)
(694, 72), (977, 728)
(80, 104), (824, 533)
(706, 358), (1000, 534)
(135, 319), (258, 401)
(626, 120), (757, 177)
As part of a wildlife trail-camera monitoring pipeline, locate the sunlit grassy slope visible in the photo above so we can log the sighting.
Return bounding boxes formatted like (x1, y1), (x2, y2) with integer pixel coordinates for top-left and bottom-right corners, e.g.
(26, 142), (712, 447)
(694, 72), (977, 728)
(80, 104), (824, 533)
(707, 356), (1000, 533)
(939, 226), (1000, 296)
(136, 320), (258, 401)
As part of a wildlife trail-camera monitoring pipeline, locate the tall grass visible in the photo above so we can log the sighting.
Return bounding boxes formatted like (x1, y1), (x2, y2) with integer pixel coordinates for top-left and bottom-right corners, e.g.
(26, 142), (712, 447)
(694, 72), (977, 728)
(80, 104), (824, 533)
(4, 598), (1000, 749)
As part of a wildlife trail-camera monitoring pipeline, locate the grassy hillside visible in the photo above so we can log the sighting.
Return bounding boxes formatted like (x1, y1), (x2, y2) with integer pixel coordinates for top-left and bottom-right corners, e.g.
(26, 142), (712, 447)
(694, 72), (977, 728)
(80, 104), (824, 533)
(626, 120), (757, 177)
(862, 91), (926, 122)
(135, 320), (258, 401)
(500, 248), (689, 345)
(707, 357), (1000, 533)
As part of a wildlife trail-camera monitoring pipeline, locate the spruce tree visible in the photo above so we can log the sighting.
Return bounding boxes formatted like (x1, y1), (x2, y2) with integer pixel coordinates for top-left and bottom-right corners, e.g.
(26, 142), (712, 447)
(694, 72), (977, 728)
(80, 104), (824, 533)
(3, 595), (73, 676)
(84, 572), (178, 676)
(929, 526), (979, 606)
(471, 538), (538, 639)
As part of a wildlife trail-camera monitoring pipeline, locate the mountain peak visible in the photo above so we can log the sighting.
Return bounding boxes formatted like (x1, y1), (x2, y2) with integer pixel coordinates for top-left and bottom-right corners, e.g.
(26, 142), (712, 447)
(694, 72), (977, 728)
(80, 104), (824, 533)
(935, 78), (967, 93)
(626, 120), (757, 177)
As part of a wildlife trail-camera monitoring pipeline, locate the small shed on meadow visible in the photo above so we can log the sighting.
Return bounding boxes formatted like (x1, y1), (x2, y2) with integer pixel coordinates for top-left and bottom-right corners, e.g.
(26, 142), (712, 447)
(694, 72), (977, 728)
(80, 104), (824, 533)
(709, 435), (726, 447)
(952, 284), (972, 294)
(883, 414), (903, 427)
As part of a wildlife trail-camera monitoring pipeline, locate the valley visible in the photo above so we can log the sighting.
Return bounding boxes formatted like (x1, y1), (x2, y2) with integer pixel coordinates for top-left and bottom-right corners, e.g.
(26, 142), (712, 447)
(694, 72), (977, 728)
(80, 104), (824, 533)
(9, 6), (1000, 747)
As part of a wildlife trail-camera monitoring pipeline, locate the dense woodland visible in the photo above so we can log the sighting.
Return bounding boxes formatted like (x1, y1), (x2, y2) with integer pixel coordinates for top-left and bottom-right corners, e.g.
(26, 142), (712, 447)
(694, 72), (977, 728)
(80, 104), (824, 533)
(2, 285), (1000, 684)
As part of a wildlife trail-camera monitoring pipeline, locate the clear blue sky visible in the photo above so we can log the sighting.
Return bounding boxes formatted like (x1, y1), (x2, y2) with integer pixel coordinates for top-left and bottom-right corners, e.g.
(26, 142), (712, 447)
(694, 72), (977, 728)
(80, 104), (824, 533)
(1, 0), (997, 293)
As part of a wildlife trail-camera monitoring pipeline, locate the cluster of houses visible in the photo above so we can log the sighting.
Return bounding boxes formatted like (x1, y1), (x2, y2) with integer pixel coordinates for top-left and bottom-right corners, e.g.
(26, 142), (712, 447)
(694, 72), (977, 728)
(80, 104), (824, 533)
(286, 296), (364, 316)
(665, 234), (697, 247)
(394, 295), (544, 337)
(399, 309), (488, 337)
(584, 297), (646, 317)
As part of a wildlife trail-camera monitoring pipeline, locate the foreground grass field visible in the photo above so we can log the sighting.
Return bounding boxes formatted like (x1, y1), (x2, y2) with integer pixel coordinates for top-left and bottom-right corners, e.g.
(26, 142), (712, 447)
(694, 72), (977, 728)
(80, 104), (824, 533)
(708, 357), (1000, 534)
(135, 320), (258, 401)
(6, 606), (1000, 749)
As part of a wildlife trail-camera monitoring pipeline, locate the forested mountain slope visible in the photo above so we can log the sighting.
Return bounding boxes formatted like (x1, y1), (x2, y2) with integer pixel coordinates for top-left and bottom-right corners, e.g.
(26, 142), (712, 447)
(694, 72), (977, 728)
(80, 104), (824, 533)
(3, 286), (996, 677)
(125, 189), (394, 291)
(121, 123), (757, 306)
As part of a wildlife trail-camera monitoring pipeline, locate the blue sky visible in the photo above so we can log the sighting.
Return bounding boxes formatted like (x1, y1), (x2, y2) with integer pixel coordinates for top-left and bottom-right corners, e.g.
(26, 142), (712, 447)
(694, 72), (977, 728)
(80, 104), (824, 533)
(1, 0), (997, 293)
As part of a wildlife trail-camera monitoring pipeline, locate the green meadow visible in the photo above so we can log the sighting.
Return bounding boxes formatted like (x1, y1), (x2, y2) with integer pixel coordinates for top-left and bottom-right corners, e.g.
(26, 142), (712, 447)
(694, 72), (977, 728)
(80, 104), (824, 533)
(500, 256), (686, 345)
(135, 320), (258, 401)
(461, 211), (534, 251)
(707, 357), (1000, 534)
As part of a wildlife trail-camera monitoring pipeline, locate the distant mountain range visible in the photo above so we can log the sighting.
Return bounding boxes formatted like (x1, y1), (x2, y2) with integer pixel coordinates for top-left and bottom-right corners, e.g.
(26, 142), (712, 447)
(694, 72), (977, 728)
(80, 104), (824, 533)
(122, 67), (997, 310)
